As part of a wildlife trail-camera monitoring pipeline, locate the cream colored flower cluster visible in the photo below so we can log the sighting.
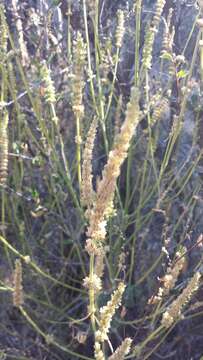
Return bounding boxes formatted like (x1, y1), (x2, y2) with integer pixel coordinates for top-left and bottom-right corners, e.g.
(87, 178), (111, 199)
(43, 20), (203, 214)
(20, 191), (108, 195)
(96, 282), (125, 343)
(162, 254), (186, 294)
(94, 342), (105, 360)
(115, 10), (125, 48)
(0, 4), (8, 57)
(13, 259), (23, 307)
(109, 338), (132, 360)
(152, 251), (187, 303)
(161, 272), (201, 328)
(142, 0), (166, 69)
(86, 87), (140, 255)
(81, 117), (97, 210)
(0, 110), (9, 186)
(72, 32), (86, 119)
(94, 282), (126, 359)
(83, 273), (102, 293)
(40, 62), (56, 104)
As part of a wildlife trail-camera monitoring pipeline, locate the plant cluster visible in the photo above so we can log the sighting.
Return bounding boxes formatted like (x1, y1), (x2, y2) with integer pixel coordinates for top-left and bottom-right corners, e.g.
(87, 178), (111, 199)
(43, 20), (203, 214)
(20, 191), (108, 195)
(0, 0), (202, 359)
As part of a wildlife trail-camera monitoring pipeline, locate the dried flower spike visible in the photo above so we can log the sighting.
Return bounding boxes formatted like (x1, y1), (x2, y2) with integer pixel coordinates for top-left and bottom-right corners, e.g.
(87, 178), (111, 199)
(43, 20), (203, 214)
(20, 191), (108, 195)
(0, 110), (9, 186)
(109, 338), (132, 360)
(94, 341), (105, 360)
(11, 0), (29, 67)
(116, 10), (125, 48)
(151, 97), (169, 128)
(86, 87), (140, 253)
(95, 249), (105, 279)
(87, 0), (96, 18)
(96, 282), (126, 343)
(40, 62), (56, 104)
(72, 32), (86, 119)
(13, 259), (23, 307)
(142, 0), (166, 69)
(152, 248), (187, 304)
(161, 272), (201, 328)
(81, 117), (97, 209)
(197, 0), (203, 12)
(152, 0), (166, 29)
(0, 4), (8, 58)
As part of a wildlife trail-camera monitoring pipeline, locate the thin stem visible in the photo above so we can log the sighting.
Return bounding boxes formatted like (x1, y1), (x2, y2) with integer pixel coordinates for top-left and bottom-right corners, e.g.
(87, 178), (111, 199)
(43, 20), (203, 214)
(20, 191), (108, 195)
(76, 115), (82, 190)
(19, 306), (93, 360)
(89, 254), (96, 331)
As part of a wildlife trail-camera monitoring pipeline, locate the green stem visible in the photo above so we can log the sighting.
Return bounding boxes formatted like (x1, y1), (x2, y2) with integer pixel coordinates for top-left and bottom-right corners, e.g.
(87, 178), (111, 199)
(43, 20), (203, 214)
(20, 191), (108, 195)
(0, 235), (85, 294)
(19, 306), (93, 360)
(83, 0), (98, 115)
(125, 0), (143, 210)
(76, 115), (82, 190)
(134, 0), (142, 86)
(89, 254), (96, 332)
